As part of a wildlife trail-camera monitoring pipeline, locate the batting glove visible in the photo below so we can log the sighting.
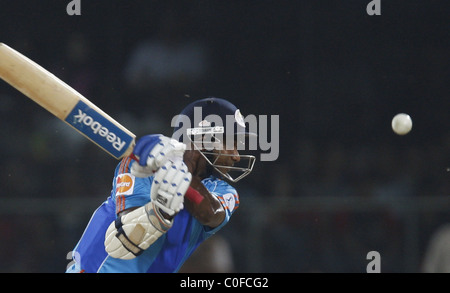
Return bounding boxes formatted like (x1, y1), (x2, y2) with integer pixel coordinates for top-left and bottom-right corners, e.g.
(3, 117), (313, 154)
(130, 134), (186, 178)
(151, 159), (192, 216)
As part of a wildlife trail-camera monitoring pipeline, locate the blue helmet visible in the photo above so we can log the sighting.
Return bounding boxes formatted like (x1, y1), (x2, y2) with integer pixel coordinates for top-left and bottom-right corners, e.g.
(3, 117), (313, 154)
(172, 97), (256, 182)
(173, 97), (256, 138)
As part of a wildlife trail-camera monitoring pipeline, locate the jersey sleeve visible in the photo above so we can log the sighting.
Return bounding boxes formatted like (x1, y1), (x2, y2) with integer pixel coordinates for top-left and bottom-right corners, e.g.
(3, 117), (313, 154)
(202, 177), (240, 234)
(111, 156), (153, 215)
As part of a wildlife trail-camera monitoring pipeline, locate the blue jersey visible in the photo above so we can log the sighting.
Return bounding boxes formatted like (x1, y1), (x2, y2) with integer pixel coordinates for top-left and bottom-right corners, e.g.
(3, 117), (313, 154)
(66, 156), (239, 273)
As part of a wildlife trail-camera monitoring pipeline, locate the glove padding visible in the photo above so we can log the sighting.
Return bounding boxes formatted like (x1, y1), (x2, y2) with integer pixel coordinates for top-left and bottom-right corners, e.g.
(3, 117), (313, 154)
(104, 201), (173, 260)
(151, 159), (192, 216)
(104, 159), (192, 260)
(130, 134), (186, 178)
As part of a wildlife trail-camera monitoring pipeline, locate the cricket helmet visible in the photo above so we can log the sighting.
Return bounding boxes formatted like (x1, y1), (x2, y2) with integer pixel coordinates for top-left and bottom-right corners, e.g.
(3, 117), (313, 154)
(172, 97), (256, 182)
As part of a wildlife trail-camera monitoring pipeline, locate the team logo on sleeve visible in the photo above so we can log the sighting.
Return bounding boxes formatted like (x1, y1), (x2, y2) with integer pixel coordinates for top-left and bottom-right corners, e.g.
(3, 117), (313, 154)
(116, 173), (135, 196)
(222, 193), (236, 212)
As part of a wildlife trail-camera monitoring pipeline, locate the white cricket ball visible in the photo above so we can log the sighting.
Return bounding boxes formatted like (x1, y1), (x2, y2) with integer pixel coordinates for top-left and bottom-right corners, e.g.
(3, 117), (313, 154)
(391, 113), (412, 135)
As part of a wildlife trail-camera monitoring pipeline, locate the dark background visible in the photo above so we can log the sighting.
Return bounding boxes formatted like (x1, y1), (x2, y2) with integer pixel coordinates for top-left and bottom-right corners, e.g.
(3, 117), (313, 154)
(0, 1), (448, 273)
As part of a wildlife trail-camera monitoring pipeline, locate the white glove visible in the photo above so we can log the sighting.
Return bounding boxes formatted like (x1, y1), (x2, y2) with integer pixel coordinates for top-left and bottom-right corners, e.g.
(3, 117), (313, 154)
(104, 201), (173, 260)
(131, 135), (186, 178)
(151, 159), (192, 216)
(104, 159), (192, 260)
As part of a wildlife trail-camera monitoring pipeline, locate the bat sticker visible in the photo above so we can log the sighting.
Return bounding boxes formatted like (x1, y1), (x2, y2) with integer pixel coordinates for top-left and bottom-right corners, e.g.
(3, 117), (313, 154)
(65, 100), (134, 158)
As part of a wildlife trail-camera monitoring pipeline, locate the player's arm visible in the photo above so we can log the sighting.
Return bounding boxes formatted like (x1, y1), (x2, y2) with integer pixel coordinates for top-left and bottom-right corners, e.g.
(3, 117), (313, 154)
(183, 150), (226, 228)
(185, 176), (225, 228)
(104, 135), (191, 260)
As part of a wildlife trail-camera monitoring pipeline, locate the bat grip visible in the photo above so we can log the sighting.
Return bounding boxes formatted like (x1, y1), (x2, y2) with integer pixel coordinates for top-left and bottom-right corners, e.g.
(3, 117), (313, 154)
(129, 154), (204, 204)
(129, 153), (140, 162)
(185, 187), (204, 204)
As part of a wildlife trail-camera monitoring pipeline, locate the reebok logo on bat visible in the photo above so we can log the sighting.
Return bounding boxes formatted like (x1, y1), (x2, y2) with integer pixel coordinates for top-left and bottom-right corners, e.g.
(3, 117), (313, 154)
(65, 100), (134, 159)
(73, 109), (126, 152)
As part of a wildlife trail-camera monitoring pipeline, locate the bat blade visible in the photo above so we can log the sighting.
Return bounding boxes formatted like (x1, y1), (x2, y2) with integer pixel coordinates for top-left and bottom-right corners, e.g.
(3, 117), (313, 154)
(0, 43), (203, 204)
(0, 42), (135, 159)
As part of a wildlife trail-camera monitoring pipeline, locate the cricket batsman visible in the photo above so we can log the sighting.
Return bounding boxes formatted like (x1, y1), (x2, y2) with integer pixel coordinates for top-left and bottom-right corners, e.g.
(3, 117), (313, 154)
(66, 97), (256, 273)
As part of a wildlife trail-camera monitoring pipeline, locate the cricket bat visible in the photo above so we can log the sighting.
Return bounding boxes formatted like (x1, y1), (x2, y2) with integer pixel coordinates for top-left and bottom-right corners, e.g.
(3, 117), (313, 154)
(0, 42), (135, 159)
(0, 43), (202, 203)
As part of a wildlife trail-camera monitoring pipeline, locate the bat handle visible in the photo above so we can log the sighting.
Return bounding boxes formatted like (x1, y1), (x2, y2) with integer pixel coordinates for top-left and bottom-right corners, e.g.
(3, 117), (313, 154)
(129, 153), (140, 162)
(129, 154), (204, 204)
(185, 187), (204, 204)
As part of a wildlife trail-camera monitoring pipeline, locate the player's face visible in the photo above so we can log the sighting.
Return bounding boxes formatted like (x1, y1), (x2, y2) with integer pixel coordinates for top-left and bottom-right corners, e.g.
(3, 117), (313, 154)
(212, 140), (240, 174)
(196, 134), (254, 183)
